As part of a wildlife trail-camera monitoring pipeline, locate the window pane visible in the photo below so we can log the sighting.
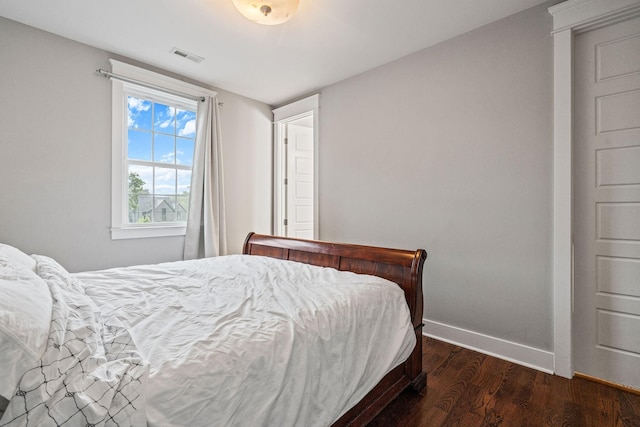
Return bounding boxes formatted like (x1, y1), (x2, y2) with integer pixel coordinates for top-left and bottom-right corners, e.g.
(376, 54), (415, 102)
(155, 196), (177, 223)
(177, 169), (191, 195)
(177, 109), (196, 138)
(177, 198), (189, 222)
(128, 165), (152, 224)
(176, 138), (195, 166)
(155, 167), (176, 195)
(128, 96), (152, 130)
(154, 134), (175, 163)
(131, 193), (153, 223)
(128, 130), (152, 161)
(177, 169), (190, 223)
(128, 165), (152, 192)
(154, 103), (175, 135)
(176, 203), (186, 222)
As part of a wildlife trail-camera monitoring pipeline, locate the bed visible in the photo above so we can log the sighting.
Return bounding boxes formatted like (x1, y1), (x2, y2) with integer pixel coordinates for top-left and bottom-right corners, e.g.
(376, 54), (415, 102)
(0, 233), (427, 426)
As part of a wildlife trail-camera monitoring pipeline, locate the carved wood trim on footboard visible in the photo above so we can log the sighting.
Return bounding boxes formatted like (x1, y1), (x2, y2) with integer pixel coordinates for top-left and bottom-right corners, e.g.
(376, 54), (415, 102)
(242, 232), (427, 426)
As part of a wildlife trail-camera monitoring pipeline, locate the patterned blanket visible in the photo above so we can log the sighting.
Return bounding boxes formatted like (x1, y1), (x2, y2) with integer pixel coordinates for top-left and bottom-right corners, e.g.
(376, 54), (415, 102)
(0, 256), (149, 427)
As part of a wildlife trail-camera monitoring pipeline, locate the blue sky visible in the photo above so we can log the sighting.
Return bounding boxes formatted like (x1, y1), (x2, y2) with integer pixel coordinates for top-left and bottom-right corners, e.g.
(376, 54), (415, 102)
(127, 96), (196, 195)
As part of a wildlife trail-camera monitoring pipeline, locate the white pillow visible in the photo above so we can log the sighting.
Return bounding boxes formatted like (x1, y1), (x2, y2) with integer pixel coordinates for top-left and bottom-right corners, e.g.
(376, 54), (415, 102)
(0, 243), (36, 273)
(0, 256), (52, 400)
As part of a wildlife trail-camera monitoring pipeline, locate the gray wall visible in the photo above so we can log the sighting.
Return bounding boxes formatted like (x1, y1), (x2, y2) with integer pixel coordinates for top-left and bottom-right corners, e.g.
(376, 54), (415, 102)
(0, 17), (272, 272)
(1, 3), (555, 353)
(318, 3), (553, 351)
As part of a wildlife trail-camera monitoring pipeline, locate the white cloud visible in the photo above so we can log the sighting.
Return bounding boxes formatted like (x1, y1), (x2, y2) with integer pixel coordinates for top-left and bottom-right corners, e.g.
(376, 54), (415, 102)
(128, 97), (151, 112)
(174, 149), (185, 165)
(157, 119), (172, 129)
(154, 105), (176, 130)
(154, 168), (176, 194)
(177, 170), (191, 185)
(127, 97), (151, 129)
(179, 119), (196, 137)
(161, 152), (176, 163)
(154, 184), (175, 194)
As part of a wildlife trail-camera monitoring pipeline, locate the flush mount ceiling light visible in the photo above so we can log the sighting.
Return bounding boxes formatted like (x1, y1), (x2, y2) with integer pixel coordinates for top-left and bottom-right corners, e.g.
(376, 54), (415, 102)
(232, 0), (299, 25)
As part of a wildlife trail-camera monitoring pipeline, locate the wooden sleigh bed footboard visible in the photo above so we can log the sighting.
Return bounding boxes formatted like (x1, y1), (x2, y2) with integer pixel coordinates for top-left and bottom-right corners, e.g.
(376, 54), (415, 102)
(243, 233), (428, 426)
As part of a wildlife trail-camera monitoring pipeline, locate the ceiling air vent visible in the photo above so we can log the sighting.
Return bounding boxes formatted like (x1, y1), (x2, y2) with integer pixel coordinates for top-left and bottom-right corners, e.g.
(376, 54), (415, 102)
(170, 47), (205, 63)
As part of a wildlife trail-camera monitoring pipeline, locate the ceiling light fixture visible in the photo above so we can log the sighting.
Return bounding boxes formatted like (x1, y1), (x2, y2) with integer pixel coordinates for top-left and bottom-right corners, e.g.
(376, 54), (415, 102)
(231, 0), (299, 25)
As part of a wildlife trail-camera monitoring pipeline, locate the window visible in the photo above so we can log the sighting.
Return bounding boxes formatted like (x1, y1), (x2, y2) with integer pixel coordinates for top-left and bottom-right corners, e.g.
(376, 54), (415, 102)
(126, 88), (196, 226)
(109, 60), (216, 240)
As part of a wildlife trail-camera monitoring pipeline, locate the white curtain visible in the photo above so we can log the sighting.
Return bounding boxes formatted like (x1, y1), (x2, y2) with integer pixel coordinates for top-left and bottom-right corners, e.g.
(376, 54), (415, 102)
(184, 96), (227, 259)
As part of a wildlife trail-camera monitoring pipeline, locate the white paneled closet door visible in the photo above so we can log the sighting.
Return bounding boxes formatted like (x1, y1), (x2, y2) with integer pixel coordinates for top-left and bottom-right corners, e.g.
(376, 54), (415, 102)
(573, 15), (640, 390)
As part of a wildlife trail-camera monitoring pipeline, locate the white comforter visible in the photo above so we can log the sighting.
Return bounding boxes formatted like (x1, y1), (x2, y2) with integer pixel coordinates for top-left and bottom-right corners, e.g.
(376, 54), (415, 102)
(1, 256), (149, 427)
(75, 254), (416, 427)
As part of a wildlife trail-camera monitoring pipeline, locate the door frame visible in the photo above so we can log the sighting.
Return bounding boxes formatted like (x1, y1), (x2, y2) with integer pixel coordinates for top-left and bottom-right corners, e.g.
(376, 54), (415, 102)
(549, 0), (640, 379)
(272, 94), (319, 238)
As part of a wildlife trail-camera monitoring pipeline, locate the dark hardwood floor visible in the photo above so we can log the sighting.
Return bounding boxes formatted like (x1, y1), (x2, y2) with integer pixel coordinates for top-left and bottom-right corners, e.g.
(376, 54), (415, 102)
(368, 337), (640, 427)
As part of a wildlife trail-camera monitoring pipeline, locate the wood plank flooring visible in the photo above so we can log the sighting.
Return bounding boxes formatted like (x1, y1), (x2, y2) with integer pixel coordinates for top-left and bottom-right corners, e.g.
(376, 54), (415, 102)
(368, 337), (640, 426)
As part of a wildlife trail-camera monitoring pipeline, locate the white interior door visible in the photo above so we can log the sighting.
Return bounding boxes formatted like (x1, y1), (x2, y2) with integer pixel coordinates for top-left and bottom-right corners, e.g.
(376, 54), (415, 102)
(272, 94), (319, 239)
(285, 123), (314, 239)
(573, 15), (640, 390)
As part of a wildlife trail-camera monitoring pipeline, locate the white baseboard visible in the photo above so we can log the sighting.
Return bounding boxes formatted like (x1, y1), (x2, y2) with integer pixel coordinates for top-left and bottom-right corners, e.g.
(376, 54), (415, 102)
(423, 319), (554, 374)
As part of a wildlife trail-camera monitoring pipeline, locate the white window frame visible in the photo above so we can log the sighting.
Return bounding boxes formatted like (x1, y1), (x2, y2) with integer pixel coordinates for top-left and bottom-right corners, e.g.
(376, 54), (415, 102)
(109, 59), (217, 240)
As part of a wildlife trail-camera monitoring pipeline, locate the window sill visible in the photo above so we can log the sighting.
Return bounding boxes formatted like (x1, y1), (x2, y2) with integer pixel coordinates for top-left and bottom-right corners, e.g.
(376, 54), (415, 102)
(111, 225), (187, 240)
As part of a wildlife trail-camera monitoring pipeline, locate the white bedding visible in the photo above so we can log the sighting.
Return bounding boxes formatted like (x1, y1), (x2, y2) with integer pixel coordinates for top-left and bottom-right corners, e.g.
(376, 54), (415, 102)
(75, 254), (416, 427)
(0, 255), (149, 427)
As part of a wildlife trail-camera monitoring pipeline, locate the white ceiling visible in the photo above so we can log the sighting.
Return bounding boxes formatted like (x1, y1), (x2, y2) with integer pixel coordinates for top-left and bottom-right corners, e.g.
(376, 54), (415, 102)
(0, 0), (550, 106)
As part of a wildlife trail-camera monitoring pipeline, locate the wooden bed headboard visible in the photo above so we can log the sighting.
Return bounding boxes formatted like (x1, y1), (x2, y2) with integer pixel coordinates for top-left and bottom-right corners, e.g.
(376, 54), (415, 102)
(243, 233), (428, 427)
(242, 232), (427, 330)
